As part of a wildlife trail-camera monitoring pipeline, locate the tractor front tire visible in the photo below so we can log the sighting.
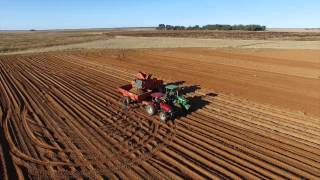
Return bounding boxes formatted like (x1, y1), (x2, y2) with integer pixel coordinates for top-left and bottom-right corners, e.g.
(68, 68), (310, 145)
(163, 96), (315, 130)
(122, 97), (130, 106)
(145, 105), (155, 116)
(159, 111), (167, 122)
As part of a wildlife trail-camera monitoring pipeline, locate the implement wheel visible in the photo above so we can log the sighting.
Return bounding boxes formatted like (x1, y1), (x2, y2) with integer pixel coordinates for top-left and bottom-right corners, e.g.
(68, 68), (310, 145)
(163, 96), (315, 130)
(122, 97), (130, 106)
(159, 111), (167, 122)
(145, 105), (155, 116)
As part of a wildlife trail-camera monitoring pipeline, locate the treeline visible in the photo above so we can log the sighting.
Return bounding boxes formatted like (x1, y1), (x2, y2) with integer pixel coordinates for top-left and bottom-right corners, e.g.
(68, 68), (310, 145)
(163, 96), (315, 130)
(156, 24), (266, 31)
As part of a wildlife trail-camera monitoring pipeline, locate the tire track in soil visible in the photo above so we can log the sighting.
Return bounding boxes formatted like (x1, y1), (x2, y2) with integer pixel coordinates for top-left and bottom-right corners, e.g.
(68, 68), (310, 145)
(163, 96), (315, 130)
(0, 114), (19, 180)
(0, 54), (177, 179)
(58, 53), (320, 179)
(1, 53), (320, 179)
(0, 60), (27, 179)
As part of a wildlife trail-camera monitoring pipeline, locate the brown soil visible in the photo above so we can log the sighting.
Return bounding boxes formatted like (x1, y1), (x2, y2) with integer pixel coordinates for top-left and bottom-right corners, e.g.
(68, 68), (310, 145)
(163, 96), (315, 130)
(73, 48), (320, 116)
(0, 30), (113, 53)
(0, 48), (319, 179)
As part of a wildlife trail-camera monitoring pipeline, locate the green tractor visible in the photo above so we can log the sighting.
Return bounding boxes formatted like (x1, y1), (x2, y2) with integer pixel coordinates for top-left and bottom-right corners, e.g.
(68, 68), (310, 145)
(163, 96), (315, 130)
(164, 84), (191, 111)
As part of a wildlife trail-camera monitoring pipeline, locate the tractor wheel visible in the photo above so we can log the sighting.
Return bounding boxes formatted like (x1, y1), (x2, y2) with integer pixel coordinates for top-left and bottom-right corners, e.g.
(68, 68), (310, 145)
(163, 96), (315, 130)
(145, 105), (155, 116)
(122, 97), (130, 106)
(159, 111), (167, 122)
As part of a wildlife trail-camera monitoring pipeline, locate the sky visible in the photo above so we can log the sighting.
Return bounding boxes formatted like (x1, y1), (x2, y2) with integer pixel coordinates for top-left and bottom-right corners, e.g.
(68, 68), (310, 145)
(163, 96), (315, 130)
(0, 0), (319, 30)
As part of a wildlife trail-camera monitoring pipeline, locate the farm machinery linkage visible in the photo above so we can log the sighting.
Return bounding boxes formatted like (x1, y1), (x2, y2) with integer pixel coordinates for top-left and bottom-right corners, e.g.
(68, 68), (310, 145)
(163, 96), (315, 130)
(117, 72), (191, 122)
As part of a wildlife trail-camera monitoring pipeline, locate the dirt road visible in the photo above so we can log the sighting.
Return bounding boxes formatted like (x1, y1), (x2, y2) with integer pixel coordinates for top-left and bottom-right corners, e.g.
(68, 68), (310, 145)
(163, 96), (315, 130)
(0, 49), (319, 179)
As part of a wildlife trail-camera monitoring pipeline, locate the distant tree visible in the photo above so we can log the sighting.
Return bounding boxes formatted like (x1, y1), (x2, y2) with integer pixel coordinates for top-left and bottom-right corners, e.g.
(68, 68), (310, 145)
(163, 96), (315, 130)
(156, 24), (266, 31)
(165, 25), (173, 30)
(186, 26), (193, 30)
(189, 25), (200, 30)
(157, 24), (166, 30)
(173, 26), (186, 30)
(202, 24), (266, 31)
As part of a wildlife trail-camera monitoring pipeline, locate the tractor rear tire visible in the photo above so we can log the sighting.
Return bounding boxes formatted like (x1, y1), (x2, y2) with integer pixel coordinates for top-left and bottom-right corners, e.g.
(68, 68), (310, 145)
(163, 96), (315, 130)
(159, 111), (167, 122)
(122, 97), (130, 106)
(145, 105), (155, 116)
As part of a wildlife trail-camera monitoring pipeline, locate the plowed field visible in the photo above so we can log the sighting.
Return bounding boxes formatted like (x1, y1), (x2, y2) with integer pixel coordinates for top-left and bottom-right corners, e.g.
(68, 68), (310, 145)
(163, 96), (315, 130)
(0, 48), (320, 179)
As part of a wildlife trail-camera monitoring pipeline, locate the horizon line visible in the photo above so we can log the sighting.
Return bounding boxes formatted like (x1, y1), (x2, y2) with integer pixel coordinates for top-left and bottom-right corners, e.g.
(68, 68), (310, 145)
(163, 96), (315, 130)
(1, 26), (320, 31)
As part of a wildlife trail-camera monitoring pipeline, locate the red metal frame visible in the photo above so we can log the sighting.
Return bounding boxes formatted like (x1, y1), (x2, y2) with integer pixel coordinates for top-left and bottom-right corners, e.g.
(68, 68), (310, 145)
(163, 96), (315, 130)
(118, 84), (152, 102)
(117, 72), (173, 117)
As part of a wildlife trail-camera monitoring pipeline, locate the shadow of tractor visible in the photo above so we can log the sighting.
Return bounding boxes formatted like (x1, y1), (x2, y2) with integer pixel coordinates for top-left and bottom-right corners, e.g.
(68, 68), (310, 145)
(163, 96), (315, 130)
(182, 85), (201, 95)
(170, 84), (218, 120)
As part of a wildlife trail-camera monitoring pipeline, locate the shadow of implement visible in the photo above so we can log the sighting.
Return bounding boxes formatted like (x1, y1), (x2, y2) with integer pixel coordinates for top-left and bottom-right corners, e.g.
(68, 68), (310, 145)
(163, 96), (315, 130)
(166, 81), (185, 86)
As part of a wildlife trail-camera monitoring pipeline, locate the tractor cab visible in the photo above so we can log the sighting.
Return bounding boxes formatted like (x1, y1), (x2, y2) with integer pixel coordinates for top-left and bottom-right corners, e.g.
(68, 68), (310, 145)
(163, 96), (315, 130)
(164, 84), (191, 111)
(164, 84), (181, 100)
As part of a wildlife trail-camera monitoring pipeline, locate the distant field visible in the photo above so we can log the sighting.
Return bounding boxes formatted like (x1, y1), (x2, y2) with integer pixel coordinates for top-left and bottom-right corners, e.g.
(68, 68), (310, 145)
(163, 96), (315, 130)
(4, 36), (320, 55)
(1, 29), (320, 54)
(268, 28), (320, 32)
(0, 30), (113, 53)
(114, 30), (320, 41)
